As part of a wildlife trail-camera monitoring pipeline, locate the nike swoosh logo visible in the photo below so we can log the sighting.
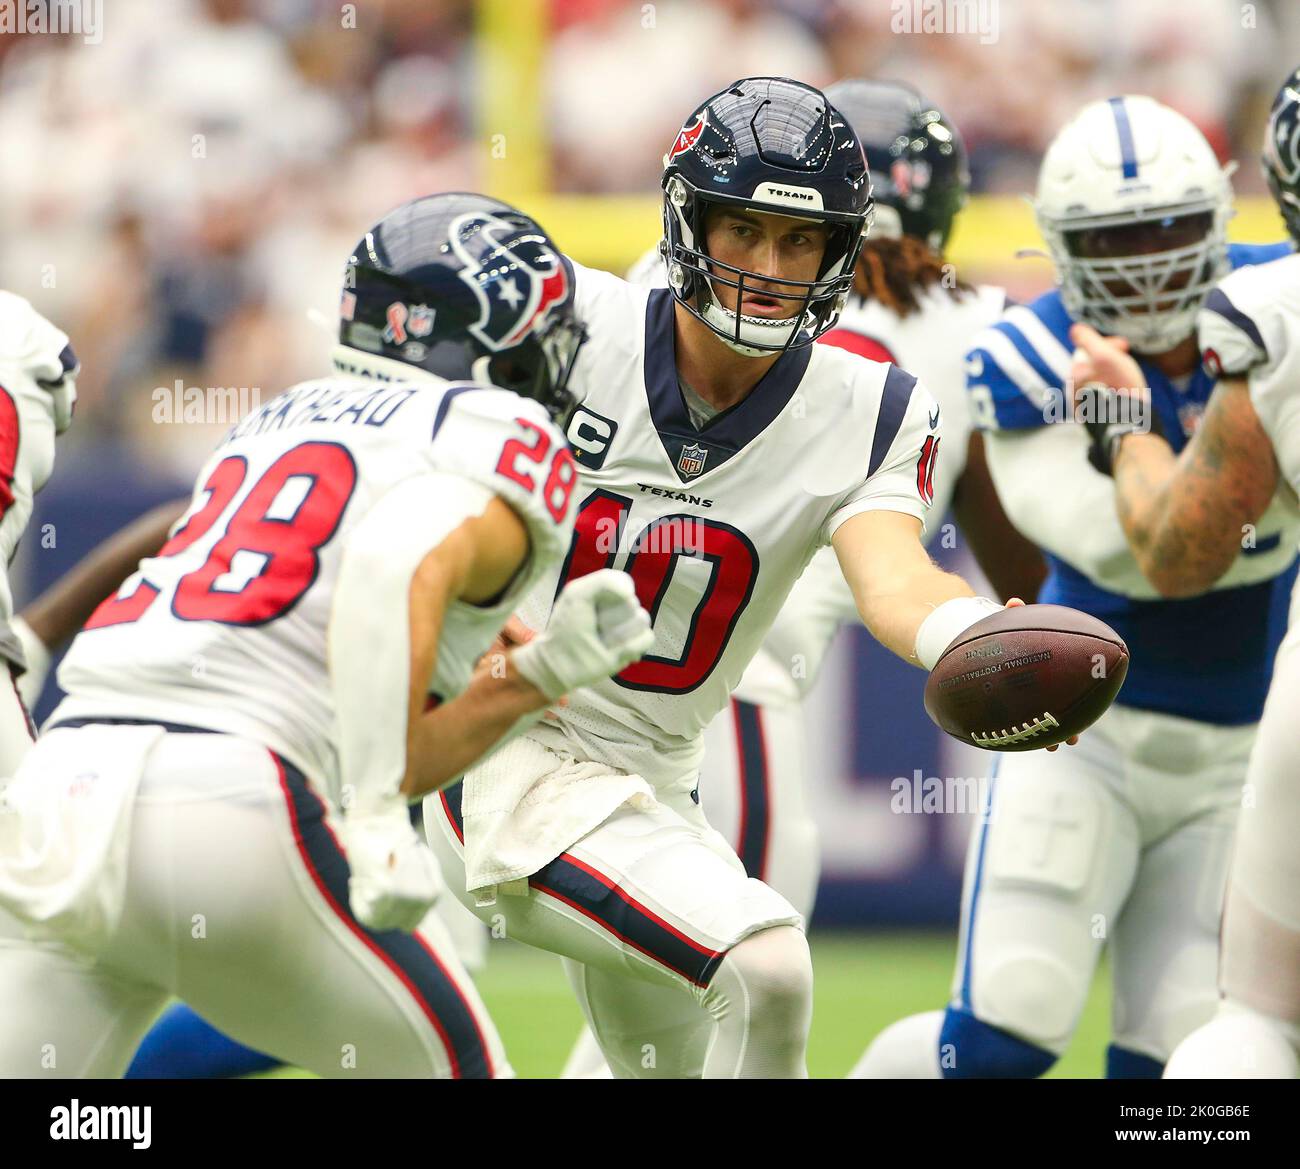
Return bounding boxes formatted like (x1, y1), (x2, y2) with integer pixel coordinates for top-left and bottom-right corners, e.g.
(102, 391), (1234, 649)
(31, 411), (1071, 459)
(928, 407), (940, 429)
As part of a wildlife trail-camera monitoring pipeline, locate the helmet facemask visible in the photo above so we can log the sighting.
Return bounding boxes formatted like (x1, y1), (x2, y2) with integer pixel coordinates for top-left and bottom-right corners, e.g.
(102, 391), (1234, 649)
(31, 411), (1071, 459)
(470, 311), (587, 425)
(663, 176), (870, 357)
(1040, 202), (1230, 355)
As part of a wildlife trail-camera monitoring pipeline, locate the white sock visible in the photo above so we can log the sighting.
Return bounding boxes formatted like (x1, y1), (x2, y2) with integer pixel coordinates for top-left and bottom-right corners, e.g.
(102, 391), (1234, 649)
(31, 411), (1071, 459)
(1165, 1002), (1300, 1079)
(848, 1010), (945, 1078)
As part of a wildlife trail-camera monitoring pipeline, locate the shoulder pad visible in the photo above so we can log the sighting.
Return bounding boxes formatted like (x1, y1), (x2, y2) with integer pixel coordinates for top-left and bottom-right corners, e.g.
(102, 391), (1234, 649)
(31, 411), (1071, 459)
(963, 295), (1073, 430)
(0, 292), (75, 386)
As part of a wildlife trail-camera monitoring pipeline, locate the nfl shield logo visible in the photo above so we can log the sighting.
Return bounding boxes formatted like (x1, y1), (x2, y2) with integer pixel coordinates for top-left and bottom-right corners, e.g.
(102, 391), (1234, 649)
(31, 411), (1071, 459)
(677, 442), (708, 478)
(408, 304), (435, 337)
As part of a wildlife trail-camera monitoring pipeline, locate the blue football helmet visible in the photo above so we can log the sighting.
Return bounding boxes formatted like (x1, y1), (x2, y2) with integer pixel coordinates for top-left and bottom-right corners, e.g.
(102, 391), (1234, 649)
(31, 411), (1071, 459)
(337, 192), (586, 420)
(660, 76), (873, 356)
(1263, 66), (1300, 244)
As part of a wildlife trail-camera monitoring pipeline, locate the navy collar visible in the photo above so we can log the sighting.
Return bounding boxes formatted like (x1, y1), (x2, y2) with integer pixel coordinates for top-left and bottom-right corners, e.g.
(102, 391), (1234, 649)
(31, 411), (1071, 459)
(643, 288), (811, 484)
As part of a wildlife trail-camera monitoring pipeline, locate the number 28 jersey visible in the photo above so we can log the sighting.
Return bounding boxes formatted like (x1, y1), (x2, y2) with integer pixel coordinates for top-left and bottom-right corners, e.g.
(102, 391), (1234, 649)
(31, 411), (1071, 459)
(52, 375), (576, 795)
(520, 262), (941, 791)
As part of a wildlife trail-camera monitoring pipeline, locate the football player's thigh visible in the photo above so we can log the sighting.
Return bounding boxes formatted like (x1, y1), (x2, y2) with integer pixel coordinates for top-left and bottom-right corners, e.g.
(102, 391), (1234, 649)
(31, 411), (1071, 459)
(563, 957), (712, 1079)
(1109, 804), (1236, 1061)
(0, 922), (165, 1078)
(699, 697), (819, 919)
(1221, 639), (1300, 1025)
(953, 743), (1140, 1051)
(124, 741), (506, 1079)
(428, 787), (801, 996)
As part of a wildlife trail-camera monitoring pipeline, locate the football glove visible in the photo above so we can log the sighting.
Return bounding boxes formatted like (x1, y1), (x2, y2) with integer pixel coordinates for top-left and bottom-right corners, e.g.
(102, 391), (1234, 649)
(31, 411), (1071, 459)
(340, 798), (443, 932)
(1078, 383), (1167, 477)
(512, 569), (654, 700)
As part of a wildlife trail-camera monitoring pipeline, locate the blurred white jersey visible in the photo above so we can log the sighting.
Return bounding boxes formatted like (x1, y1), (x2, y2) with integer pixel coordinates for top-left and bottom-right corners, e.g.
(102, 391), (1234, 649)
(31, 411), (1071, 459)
(53, 375), (574, 798)
(0, 292), (76, 668)
(1199, 252), (1300, 502)
(521, 261), (940, 791)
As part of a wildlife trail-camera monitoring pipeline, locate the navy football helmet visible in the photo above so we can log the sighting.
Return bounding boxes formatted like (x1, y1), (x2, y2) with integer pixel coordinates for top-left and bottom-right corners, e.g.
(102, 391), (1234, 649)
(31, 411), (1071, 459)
(1263, 66), (1300, 244)
(660, 77), (872, 356)
(825, 78), (969, 255)
(336, 192), (586, 420)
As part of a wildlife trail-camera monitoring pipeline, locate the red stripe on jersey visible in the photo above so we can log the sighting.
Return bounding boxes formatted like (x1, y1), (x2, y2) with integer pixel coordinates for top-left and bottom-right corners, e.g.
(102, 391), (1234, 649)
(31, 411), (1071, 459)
(0, 386), (19, 518)
(819, 329), (898, 366)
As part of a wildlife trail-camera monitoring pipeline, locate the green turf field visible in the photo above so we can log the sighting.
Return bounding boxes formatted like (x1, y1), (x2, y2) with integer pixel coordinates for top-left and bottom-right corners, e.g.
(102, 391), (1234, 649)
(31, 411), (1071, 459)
(264, 930), (1113, 1078)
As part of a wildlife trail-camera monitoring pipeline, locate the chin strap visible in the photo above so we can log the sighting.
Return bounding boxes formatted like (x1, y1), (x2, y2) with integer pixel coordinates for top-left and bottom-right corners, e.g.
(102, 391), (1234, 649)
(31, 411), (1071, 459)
(698, 299), (812, 357)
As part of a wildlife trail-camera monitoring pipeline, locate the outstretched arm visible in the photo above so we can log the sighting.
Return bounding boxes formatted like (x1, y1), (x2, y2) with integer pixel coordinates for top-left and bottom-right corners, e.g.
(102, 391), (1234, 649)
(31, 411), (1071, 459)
(830, 508), (986, 666)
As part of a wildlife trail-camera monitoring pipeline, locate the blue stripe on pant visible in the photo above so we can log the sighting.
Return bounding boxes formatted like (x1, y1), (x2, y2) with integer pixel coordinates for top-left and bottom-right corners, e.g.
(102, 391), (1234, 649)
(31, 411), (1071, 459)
(440, 779), (725, 988)
(277, 757), (495, 1078)
(732, 700), (770, 880)
(129, 752), (492, 1078)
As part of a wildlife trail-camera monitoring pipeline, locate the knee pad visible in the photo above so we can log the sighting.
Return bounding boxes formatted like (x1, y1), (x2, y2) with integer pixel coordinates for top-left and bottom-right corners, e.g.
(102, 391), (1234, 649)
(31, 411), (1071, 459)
(939, 1007), (1057, 1079)
(704, 926), (812, 1022)
(975, 949), (1087, 1047)
(1106, 1043), (1163, 1079)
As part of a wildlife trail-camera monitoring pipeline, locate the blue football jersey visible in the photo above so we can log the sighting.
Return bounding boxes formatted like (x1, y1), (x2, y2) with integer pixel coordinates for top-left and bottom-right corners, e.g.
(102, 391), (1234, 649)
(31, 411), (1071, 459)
(964, 241), (1298, 725)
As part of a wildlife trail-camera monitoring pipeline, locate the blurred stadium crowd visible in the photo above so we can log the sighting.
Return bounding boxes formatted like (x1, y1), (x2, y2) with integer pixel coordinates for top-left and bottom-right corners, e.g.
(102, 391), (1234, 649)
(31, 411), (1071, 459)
(1, 0), (1296, 472)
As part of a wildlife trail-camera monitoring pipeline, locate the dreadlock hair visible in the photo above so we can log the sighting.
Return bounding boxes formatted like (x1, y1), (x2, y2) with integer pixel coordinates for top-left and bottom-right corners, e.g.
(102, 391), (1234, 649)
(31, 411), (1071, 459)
(850, 235), (972, 318)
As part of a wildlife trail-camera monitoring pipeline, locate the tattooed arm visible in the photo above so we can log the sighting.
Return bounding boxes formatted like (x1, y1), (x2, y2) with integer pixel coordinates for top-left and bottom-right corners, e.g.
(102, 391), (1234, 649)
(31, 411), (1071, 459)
(1111, 382), (1278, 596)
(1071, 323), (1279, 598)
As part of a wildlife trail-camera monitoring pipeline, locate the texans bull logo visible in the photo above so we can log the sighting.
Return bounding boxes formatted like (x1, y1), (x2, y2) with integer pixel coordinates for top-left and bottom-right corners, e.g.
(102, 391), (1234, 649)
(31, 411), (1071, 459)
(451, 212), (571, 353)
(667, 110), (708, 164)
(1266, 88), (1300, 183)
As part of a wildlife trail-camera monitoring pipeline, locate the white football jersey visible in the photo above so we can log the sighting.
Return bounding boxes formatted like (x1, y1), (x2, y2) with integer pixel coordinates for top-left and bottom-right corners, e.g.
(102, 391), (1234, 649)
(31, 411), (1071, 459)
(1199, 252), (1300, 502)
(743, 281), (1011, 704)
(628, 250), (1005, 706)
(52, 375), (575, 797)
(521, 261), (940, 791)
(0, 292), (76, 668)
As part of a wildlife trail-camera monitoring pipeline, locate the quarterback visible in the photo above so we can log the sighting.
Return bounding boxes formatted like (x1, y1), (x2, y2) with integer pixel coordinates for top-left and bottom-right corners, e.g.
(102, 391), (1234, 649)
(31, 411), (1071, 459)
(426, 77), (1056, 1080)
(563, 77), (1045, 1079)
(0, 193), (652, 1078)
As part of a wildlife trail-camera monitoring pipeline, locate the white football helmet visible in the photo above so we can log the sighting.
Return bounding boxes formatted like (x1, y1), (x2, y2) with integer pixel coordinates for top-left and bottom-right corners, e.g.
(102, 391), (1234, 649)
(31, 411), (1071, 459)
(1035, 95), (1234, 354)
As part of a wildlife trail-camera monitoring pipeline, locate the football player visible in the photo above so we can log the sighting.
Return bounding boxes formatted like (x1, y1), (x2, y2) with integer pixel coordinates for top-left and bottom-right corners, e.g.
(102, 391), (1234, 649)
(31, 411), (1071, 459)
(424, 77), (1067, 1080)
(1066, 68), (1300, 1078)
(562, 78), (1045, 1079)
(0, 192), (653, 1078)
(855, 95), (1298, 1079)
(0, 294), (77, 774)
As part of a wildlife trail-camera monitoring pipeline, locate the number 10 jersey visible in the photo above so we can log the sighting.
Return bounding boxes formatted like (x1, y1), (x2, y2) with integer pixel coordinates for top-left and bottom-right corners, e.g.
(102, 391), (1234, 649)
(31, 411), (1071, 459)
(520, 262), (940, 792)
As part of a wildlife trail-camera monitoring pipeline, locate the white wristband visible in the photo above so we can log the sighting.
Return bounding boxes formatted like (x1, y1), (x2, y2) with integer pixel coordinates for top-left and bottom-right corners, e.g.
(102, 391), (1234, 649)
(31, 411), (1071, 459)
(914, 596), (1003, 671)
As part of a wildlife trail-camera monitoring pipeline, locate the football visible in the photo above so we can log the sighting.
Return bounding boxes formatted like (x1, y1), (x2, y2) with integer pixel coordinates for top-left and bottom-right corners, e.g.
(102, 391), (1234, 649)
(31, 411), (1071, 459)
(923, 604), (1129, 751)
